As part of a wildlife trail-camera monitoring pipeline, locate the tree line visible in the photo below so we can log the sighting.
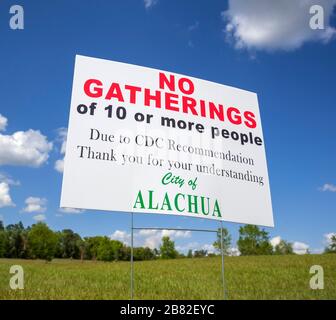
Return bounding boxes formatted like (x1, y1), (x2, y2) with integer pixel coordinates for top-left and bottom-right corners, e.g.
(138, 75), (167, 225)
(0, 221), (335, 261)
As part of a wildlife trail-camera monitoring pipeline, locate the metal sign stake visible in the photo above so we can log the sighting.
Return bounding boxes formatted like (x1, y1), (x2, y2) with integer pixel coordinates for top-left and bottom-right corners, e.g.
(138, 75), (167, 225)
(220, 220), (226, 300)
(130, 212), (134, 300)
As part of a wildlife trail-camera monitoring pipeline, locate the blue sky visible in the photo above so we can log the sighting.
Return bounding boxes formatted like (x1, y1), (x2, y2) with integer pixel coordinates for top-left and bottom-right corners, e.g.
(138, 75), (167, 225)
(0, 0), (335, 254)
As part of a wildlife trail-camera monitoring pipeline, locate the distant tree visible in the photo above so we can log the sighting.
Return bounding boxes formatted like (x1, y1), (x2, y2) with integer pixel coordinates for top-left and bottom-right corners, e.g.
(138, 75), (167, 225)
(274, 240), (294, 255)
(77, 238), (85, 261)
(237, 225), (273, 256)
(187, 249), (193, 258)
(119, 245), (131, 261)
(58, 229), (82, 259)
(142, 247), (155, 260)
(0, 218), (6, 258)
(117, 246), (156, 261)
(133, 247), (155, 261)
(160, 236), (178, 259)
(54, 231), (63, 258)
(330, 235), (336, 252)
(0, 229), (6, 258)
(84, 236), (104, 260)
(325, 235), (336, 253)
(28, 223), (58, 261)
(97, 237), (113, 261)
(97, 237), (123, 261)
(331, 235), (336, 249)
(213, 228), (231, 255)
(5, 222), (28, 258)
(193, 250), (207, 258)
(110, 240), (123, 260)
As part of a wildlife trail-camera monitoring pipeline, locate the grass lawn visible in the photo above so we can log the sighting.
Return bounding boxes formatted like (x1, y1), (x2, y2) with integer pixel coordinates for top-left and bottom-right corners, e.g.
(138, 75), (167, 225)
(0, 254), (335, 300)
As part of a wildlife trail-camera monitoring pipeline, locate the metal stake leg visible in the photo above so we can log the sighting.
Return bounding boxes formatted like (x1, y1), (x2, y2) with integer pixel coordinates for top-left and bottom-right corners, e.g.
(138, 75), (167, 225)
(131, 212), (134, 300)
(220, 220), (226, 300)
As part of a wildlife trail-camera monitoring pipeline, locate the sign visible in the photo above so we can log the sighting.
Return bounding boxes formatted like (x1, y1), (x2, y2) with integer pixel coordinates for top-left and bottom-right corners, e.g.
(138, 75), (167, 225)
(60, 55), (274, 227)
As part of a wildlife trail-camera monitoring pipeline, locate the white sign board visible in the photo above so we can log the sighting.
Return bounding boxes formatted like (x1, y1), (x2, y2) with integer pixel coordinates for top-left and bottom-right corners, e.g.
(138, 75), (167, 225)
(61, 55), (274, 227)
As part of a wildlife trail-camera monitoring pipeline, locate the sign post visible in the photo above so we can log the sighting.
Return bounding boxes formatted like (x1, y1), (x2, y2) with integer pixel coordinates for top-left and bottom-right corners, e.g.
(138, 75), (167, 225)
(220, 221), (226, 299)
(131, 225), (219, 299)
(131, 212), (134, 300)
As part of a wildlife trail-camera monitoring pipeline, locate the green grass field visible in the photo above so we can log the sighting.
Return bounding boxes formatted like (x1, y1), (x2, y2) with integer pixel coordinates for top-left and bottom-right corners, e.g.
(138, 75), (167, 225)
(0, 255), (335, 300)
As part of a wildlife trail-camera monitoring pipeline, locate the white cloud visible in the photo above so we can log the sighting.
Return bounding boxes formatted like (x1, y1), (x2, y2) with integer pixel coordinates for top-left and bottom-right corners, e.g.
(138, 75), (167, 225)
(222, 0), (336, 51)
(0, 114), (8, 131)
(111, 230), (131, 245)
(54, 128), (67, 173)
(139, 229), (191, 239)
(176, 241), (200, 253)
(59, 207), (84, 214)
(320, 183), (336, 192)
(324, 232), (336, 244)
(0, 173), (18, 208)
(22, 197), (47, 213)
(0, 172), (20, 186)
(110, 229), (191, 249)
(270, 236), (282, 248)
(201, 243), (216, 254)
(144, 0), (158, 9)
(138, 229), (191, 249)
(0, 129), (52, 167)
(177, 242), (233, 255)
(293, 241), (309, 255)
(54, 159), (64, 173)
(0, 182), (15, 208)
(271, 236), (311, 254)
(228, 247), (240, 256)
(176, 242), (217, 255)
(33, 214), (46, 222)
